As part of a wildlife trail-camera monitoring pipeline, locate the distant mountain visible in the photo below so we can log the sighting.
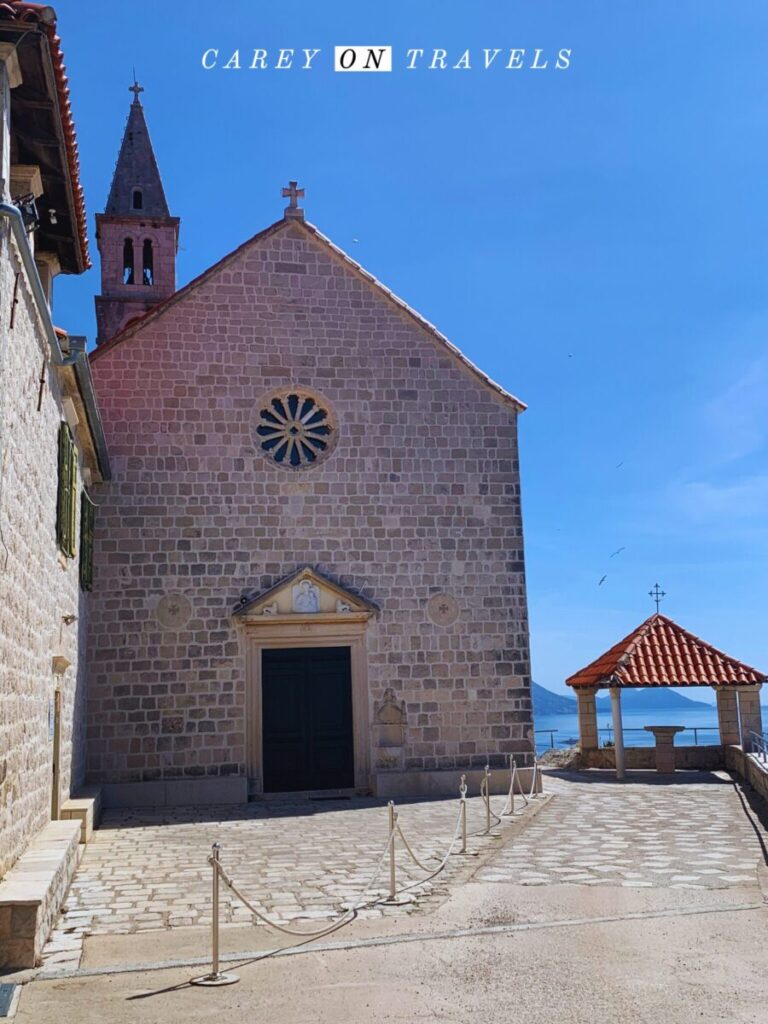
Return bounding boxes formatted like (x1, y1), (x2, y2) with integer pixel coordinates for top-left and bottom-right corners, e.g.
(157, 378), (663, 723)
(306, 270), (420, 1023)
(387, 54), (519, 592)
(532, 681), (713, 715)
(532, 683), (577, 715)
(595, 689), (711, 711)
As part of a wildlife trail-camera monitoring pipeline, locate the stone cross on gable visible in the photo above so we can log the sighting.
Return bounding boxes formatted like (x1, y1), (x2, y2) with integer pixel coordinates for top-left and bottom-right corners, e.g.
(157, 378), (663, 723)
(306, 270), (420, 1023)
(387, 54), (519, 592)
(282, 180), (305, 220)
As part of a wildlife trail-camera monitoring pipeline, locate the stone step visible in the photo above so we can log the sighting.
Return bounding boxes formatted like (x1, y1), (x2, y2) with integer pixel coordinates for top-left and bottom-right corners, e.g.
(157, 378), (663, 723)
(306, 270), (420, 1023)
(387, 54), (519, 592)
(0, 820), (81, 969)
(61, 789), (101, 844)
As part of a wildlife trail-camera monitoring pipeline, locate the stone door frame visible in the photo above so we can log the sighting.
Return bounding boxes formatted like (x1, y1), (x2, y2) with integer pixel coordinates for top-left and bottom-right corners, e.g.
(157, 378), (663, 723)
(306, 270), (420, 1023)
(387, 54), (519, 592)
(243, 617), (372, 794)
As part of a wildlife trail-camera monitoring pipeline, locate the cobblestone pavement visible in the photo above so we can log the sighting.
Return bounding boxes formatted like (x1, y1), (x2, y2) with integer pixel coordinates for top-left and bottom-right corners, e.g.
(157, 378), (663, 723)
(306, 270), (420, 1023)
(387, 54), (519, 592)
(478, 770), (766, 889)
(43, 770), (767, 971)
(42, 791), (524, 969)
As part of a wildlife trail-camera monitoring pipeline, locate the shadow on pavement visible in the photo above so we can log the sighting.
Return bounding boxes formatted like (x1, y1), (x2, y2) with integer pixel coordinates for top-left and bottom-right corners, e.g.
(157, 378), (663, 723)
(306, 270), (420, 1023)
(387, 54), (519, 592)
(96, 792), (471, 831)
(542, 768), (733, 787)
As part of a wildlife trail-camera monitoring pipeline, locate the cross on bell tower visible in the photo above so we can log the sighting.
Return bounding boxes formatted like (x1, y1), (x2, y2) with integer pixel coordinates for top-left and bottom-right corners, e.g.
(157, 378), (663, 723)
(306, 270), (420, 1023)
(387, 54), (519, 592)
(94, 84), (180, 345)
(282, 180), (305, 220)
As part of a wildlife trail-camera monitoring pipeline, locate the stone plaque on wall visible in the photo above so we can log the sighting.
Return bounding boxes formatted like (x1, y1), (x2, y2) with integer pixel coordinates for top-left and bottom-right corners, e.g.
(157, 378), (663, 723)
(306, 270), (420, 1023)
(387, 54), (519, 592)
(427, 593), (459, 627)
(156, 593), (192, 630)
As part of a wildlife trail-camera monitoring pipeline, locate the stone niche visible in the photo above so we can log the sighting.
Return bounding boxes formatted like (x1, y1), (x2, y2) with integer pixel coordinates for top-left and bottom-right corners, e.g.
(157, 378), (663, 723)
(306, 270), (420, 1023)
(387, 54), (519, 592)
(373, 688), (406, 771)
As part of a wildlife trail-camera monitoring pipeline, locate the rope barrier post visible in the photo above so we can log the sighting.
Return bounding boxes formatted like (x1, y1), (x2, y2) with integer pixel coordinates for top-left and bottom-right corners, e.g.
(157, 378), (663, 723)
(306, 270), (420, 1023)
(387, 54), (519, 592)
(382, 800), (413, 906)
(190, 843), (239, 987)
(459, 774), (468, 853)
(483, 764), (491, 834)
(507, 757), (516, 816)
(387, 801), (397, 901)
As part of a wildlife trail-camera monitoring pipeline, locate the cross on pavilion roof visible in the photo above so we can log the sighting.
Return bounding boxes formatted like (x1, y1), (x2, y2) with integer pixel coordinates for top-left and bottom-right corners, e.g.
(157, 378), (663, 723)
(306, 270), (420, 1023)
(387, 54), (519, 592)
(566, 613), (766, 689)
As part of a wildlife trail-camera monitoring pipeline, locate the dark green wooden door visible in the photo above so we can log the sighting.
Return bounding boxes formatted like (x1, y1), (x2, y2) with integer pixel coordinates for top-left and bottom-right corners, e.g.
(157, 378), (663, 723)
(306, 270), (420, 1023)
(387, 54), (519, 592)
(262, 646), (354, 792)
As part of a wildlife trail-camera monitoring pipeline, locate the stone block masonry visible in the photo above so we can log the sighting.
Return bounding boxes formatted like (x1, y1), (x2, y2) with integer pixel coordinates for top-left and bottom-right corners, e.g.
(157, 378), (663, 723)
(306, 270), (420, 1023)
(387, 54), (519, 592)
(0, 819), (81, 968)
(88, 217), (533, 795)
(0, 233), (90, 878)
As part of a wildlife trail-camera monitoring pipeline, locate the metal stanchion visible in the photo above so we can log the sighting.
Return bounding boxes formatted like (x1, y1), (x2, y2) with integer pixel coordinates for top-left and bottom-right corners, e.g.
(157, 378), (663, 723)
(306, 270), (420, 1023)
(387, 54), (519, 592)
(381, 800), (411, 905)
(459, 774), (468, 853)
(506, 757), (517, 816)
(387, 801), (397, 901)
(481, 764), (502, 837)
(483, 765), (491, 833)
(191, 843), (239, 987)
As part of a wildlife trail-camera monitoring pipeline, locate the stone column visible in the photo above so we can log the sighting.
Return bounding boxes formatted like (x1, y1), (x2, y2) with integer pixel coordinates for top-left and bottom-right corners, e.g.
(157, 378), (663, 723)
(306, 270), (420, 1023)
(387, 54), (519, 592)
(610, 688), (625, 781)
(714, 686), (741, 746)
(736, 685), (763, 749)
(575, 686), (599, 751)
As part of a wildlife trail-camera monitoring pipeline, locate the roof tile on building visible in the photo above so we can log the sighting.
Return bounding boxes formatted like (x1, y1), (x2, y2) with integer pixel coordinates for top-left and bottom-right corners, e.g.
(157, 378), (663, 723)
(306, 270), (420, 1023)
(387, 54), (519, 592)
(566, 613), (766, 688)
(0, 1), (89, 267)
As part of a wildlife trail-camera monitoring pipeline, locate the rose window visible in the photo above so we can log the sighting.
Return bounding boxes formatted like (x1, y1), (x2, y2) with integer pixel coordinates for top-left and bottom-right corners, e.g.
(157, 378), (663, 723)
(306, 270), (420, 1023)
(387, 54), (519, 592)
(256, 390), (335, 468)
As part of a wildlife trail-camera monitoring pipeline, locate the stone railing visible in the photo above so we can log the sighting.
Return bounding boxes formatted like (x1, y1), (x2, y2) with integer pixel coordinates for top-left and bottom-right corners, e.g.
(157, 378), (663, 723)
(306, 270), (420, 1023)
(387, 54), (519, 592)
(581, 745), (725, 772)
(726, 745), (768, 804)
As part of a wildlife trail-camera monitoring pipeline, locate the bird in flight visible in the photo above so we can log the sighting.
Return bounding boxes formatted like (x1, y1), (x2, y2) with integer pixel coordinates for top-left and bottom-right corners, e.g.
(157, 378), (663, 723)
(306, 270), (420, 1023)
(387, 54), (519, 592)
(598, 575), (607, 586)
(610, 547), (625, 558)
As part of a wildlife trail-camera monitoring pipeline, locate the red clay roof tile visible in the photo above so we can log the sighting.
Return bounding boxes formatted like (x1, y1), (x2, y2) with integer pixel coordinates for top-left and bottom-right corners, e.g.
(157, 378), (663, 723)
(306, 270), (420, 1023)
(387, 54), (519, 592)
(566, 614), (766, 688)
(1, 2), (89, 268)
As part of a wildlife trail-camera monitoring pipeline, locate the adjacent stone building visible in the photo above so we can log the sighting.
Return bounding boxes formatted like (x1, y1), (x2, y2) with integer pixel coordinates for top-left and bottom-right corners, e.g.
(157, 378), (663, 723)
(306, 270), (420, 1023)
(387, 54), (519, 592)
(87, 96), (535, 803)
(0, 0), (109, 958)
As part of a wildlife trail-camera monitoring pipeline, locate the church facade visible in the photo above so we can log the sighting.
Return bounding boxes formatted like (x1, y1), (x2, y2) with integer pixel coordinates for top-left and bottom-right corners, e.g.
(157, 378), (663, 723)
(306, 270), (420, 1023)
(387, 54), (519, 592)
(87, 92), (534, 803)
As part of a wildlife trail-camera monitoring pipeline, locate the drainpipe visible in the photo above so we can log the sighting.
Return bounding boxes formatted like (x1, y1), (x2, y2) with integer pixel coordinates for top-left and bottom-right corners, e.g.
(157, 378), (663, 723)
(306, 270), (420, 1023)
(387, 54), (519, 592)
(0, 202), (81, 367)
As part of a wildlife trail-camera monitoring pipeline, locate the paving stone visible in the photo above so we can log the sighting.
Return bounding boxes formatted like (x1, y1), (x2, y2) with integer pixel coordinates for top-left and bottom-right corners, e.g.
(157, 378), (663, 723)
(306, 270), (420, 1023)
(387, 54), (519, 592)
(477, 771), (764, 890)
(43, 794), (532, 951)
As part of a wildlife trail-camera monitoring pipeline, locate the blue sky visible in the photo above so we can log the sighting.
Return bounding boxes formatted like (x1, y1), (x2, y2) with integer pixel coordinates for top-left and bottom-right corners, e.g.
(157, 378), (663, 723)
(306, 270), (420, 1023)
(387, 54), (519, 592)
(54, 1), (767, 700)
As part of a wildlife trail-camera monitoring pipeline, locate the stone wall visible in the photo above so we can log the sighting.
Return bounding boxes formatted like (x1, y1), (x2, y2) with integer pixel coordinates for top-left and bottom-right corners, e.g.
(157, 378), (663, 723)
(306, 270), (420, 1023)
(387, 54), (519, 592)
(0, 819), (81, 968)
(582, 745), (726, 771)
(95, 216), (177, 344)
(726, 746), (768, 803)
(87, 218), (533, 792)
(0, 231), (90, 877)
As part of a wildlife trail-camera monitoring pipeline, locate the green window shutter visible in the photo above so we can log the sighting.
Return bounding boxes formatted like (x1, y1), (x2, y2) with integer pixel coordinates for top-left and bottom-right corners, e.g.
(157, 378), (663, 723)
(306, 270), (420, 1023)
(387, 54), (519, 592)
(56, 423), (77, 558)
(68, 443), (78, 557)
(79, 491), (95, 591)
(56, 423), (71, 554)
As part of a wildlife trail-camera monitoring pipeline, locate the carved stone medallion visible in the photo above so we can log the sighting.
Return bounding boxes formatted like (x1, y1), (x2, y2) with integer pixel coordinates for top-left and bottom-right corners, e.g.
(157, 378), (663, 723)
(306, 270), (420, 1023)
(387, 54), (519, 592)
(427, 592), (459, 627)
(156, 593), (192, 629)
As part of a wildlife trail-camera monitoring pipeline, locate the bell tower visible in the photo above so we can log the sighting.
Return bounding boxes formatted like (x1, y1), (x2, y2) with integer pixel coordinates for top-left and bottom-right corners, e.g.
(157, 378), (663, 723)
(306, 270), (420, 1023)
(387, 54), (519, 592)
(95, 81), (179, 345)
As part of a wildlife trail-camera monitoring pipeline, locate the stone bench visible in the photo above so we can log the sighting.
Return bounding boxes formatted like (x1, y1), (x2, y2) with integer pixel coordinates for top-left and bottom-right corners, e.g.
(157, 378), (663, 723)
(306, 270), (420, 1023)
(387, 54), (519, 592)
(0, 820), (81, 969)
(61, 789), (101, 844)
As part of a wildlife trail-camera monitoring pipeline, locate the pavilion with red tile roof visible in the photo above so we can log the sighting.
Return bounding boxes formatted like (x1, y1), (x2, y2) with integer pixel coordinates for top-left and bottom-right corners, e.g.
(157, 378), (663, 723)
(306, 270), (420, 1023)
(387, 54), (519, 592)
(565, 613), (765, 779)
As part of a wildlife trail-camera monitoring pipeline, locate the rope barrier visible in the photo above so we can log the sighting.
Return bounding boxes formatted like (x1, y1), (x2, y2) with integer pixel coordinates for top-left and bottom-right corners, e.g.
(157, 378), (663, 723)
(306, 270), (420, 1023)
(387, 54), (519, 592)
(515, 756), (541, 807)
(478, 765), (503, 837)
(391, 805), (465, 897)
(499, 758), (518, 817)
(486, 755), (543, 819)
(217, 824), (396, 940)
(193, 763), (546, 987)
(395, 822), (439, 873)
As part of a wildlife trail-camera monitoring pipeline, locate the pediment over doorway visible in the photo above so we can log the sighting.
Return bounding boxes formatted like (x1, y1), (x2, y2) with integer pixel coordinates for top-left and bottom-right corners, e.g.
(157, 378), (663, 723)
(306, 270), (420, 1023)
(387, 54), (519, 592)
(233, 567), (376, 623)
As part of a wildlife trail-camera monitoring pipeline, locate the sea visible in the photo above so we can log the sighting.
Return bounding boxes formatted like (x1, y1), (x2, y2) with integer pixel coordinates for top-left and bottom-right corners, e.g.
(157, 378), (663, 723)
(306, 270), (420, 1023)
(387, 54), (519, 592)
(533, 706), (723, 756)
